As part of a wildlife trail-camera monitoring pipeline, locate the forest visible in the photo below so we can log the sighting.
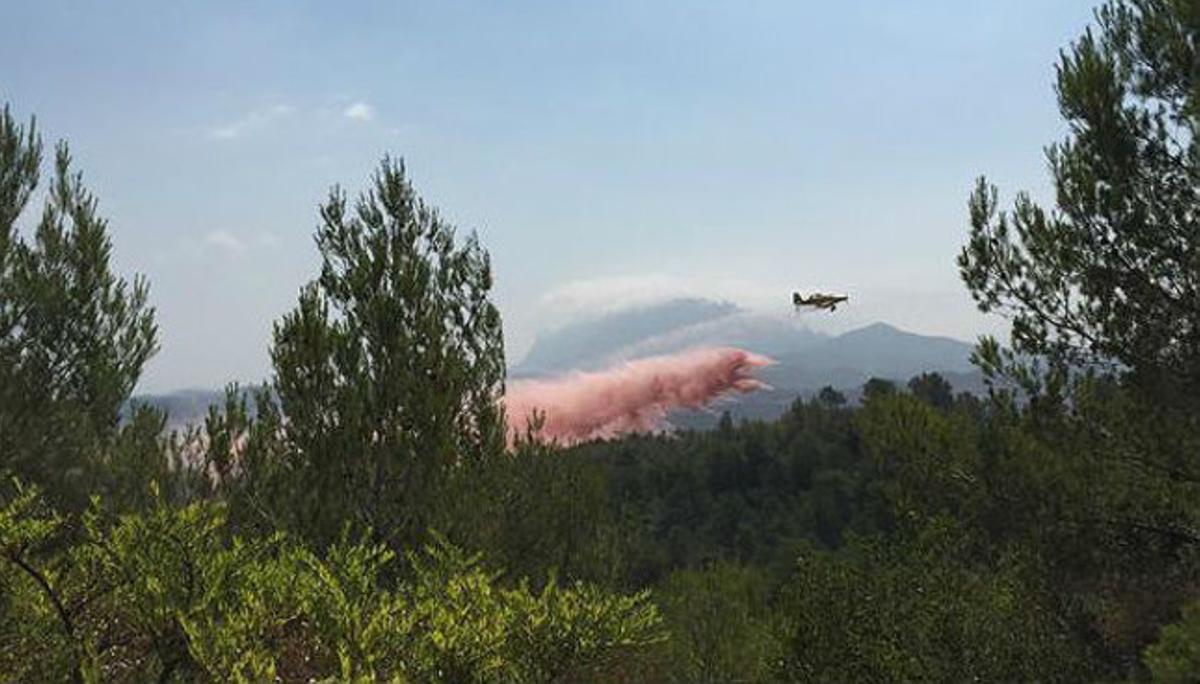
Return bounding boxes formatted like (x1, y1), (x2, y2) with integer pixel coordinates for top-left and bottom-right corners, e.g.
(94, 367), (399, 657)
(2, 1), (1199, 681)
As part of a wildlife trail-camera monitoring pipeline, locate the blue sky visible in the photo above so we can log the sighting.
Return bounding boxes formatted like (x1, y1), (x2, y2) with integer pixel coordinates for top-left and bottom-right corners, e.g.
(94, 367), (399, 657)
(2, 1), (1097, 391)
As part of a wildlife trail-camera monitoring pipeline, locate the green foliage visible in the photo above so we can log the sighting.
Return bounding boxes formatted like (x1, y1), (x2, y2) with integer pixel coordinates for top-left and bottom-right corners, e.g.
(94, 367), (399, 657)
(177, 534), (306, 682)
(953, 2), (1200, 674)
(571, 392), (888, 587)
(437, 439), (627, 587)
(0, 104), (161, 512)
(0, 478), (86, 682)
(182, 383), (287, 530)
(861, 377), (897, 401)
(655, 562), (782, 684)
(6, 5), (1200, 676)
(775, 520), (1092, 683)
(856, 391), (984, 525)
(815, 385), (847, 407)
(248, 158), (507, 549)
(0, 481), (665, 683)
(855, 377), (1200, 673)
(1145, 599), (1200, 683)
(0, 132), (666, 680)
(907, 371), (954, 411)
(959, 0), (1199, 398)
(402, 535), (664, 683)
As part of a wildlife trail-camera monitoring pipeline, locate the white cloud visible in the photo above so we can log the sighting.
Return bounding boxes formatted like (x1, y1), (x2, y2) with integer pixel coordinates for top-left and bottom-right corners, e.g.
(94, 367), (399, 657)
(203, 230), (247, 255)
(208, 104), (294, 140)
(343, 101), (375, 122)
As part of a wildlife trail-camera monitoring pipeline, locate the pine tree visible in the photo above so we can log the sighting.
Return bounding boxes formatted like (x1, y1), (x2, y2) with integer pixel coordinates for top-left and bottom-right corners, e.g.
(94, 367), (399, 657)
(255, 158), (506, 548)
(907, 372), (954, 411)
(959, 0), (1198, 400)
(0, 104), (161, 510)
(955, 4), (1200, 669)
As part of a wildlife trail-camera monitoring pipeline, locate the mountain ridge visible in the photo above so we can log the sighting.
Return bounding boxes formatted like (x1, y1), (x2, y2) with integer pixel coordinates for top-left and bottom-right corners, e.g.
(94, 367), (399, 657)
(136, 298), (983, 430)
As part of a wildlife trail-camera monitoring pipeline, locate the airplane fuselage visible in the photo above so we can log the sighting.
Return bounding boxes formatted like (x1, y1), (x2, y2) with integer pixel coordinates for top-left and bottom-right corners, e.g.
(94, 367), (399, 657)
(792, 292), (849, 311)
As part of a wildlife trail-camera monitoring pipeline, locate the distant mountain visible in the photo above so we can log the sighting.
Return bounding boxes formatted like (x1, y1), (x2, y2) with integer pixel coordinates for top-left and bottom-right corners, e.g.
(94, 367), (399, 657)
(129, 389), (224, 432)
(515, 299), (981, 427)
(137, 299), (984, 432)
(130, 387), (263, 433)
(683, 322), (981, 428)
(762, 322), (976, 390)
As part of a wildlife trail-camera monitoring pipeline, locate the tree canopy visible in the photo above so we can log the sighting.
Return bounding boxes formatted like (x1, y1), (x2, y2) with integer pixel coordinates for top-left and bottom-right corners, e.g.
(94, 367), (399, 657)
(4, 1), (1200, 680)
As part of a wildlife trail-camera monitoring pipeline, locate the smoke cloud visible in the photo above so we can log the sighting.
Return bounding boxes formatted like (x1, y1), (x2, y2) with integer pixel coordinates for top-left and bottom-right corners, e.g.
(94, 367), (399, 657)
(505, 347), (772, 445)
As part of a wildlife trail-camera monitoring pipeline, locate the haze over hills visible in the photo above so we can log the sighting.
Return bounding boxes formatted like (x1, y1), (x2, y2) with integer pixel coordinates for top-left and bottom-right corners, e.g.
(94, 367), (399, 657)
(512, 298), (826, 377)
(515, 297), (977, 380)
(513, 298), (743, 376)
(138, 298), (983, 430)
(511, 298), (981, 427)
(763, 321), (979, 392)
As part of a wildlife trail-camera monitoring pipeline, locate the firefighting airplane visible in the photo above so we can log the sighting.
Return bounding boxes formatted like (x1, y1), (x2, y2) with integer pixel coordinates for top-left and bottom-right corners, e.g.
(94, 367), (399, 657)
(792, 291), (849, 312)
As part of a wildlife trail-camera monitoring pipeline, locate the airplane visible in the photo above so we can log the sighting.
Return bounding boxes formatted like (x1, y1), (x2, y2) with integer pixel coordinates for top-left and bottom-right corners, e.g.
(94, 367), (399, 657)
(793, 291), (849, 312)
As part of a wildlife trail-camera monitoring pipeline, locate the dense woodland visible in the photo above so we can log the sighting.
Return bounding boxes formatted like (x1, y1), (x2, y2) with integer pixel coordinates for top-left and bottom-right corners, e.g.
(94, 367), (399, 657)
(3, 1), (1200, 681)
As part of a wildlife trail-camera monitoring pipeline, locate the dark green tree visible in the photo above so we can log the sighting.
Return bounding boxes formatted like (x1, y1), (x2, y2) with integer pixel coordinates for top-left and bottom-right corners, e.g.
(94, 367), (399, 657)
(907, 371), (954, 411)
(0, 105), (161, 511)
(959, 0), (1199, 400)
(816, 385), (847, 408)
(1145, 598), (1200, 682)
(955, 3), (1200, 671)
(249, 158), (507, 548)
(774, 520), (1093, 682)
(655, 562), (781, 683)
(861, 377), (896, 402)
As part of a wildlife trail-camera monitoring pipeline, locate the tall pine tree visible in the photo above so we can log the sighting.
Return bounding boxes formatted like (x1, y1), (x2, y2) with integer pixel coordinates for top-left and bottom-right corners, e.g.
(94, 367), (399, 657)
(251, 158), (507, 548)
(0, 104), (161, 511)
(956, 3), (1200, 668)
(960, 0), (1198, 400)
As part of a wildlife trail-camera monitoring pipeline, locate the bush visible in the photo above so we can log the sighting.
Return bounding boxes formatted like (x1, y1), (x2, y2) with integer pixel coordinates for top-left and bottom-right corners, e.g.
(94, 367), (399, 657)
(0, 480), (664, 683)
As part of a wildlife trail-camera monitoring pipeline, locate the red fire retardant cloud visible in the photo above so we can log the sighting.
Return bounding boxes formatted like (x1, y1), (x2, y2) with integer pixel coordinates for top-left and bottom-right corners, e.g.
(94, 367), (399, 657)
(505, 347), (772, 445)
